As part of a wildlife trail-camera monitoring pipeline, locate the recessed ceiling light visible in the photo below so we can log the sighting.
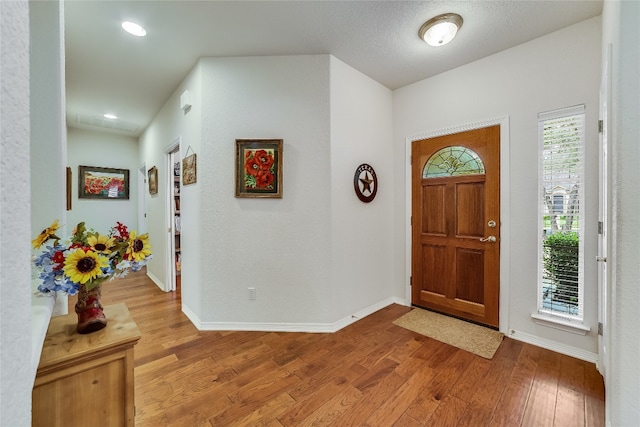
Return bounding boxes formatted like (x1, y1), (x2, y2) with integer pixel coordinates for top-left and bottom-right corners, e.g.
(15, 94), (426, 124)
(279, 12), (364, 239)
(419, 13), (463, 47)
(121, 21), (146, 37)
(104, 113), (118, 119)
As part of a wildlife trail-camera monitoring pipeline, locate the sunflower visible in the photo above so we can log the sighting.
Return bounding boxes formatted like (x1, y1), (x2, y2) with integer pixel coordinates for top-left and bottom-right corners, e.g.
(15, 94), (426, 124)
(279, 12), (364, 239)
(124, 231), (152, 262)
(87, 234), (115, 254)
(63, 248), (109, 284)
(32, 220), (62, 249)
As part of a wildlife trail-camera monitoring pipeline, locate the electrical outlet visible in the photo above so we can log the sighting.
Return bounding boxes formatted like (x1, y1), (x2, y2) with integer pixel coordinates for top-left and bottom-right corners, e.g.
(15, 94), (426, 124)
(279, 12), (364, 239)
(248, 287), (256, 300)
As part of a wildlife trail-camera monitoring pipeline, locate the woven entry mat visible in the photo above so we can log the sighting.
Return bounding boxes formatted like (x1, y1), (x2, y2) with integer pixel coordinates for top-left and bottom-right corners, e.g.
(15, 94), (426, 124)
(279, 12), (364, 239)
(393, 308), (504, 359)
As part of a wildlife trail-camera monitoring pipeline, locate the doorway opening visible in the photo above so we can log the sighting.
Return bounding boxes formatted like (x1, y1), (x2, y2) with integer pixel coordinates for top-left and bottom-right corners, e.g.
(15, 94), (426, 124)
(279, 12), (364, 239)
(167, 139), (181, 293)
(138, 165), (147, 234)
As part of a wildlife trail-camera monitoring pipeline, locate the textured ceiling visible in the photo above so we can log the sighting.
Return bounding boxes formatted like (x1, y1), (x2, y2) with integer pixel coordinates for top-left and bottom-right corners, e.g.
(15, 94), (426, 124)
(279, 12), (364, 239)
(64, 0), (603, 136)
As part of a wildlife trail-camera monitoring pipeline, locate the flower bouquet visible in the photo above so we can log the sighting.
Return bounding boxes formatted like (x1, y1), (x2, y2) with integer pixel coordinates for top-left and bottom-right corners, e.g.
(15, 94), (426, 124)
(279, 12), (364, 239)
(32, 220), (152, 333)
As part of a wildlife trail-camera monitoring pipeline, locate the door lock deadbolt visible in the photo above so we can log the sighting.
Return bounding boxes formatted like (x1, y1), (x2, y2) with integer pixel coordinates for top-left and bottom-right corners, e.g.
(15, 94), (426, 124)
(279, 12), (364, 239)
(488, 220), (497, 228)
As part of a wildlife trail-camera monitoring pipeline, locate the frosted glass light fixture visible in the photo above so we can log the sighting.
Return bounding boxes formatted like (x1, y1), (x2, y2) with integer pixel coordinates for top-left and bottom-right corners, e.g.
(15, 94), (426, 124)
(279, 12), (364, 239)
(104, 113), (117, 119)
(122, 21), (146, 37)
(419, 13), (463, 47)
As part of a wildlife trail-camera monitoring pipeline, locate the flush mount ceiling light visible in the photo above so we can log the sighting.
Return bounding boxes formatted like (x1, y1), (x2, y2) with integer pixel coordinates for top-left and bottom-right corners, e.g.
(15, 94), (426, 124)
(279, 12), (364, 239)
(121, 21), (146, 37)
(419, 13), (463, 47)
(104, 113), (117, 119)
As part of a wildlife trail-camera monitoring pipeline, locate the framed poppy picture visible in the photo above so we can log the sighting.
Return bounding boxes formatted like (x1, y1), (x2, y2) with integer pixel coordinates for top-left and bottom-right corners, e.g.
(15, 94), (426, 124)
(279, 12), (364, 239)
(78, 165), (129, 200)
(235, 139), (283, 198)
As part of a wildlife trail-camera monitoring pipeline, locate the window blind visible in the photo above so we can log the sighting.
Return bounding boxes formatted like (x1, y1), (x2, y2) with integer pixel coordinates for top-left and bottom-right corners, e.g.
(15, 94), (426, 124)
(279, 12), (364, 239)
(537, 105), (585, 320)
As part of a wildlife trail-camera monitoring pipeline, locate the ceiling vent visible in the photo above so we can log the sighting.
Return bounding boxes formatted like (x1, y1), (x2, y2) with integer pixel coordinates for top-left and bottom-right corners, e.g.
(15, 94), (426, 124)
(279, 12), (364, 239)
(75, 114), (140, 133)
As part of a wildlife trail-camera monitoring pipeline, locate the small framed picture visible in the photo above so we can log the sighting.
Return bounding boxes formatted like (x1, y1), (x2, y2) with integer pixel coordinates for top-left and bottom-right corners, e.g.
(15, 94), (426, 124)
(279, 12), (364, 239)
(148, 166), (158, 195)
(182, 153), (197, 185)
(66, 167), (72, 210)
(78, 165), (129, 200)
(235, 139), (283, 198)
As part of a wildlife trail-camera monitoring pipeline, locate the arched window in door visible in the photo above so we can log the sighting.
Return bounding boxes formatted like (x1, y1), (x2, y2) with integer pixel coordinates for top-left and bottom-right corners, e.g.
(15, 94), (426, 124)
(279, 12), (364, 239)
(422, 145), (485, 178)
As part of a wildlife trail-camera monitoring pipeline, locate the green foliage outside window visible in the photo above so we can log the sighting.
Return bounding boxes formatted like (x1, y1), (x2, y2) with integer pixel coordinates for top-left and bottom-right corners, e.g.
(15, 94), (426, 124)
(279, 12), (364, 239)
(543, 231), (579, 307)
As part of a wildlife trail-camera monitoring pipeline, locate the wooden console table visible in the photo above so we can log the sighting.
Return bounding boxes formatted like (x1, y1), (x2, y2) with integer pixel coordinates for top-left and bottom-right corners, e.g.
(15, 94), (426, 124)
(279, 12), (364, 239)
(32, 303), (141, 427)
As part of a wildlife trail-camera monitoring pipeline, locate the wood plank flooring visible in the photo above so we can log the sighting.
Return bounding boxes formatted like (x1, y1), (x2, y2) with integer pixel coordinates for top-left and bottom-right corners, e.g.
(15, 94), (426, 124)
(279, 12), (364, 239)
(86, 271), (605, 426)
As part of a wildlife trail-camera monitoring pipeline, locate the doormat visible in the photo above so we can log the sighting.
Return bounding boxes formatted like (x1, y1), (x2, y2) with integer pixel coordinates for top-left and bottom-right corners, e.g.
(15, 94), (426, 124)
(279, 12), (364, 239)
(393, 308), (504, 359)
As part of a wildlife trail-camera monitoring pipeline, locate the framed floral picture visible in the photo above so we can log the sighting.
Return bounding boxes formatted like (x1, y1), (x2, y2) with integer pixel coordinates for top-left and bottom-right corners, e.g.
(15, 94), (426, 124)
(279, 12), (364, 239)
(78, 165), (129, 200)
(148, 166), (158, 195)
(182, 153), (197, 185)
(235, 139), (283, 198)
(66, 167), (72, 210)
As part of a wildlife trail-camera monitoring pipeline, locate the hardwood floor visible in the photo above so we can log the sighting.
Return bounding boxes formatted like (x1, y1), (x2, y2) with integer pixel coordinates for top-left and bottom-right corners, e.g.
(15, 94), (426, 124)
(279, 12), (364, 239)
(90, 271), (605, 426)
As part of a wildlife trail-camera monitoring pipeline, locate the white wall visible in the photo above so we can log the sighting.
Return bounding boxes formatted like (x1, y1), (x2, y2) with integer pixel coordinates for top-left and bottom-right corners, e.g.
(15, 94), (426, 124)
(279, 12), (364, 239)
(138, 63), (202, 297)
(393, 17), (602, 356)
(196, 55), (334, 325)
(0, 2), (32, 424)
(1, 0), (66, 424)
(329, 57), (395, 320)
(601, 1), (640, 425)
(30, 0), (67, 239)
(140, 54), (397, 329)
(67, 128), (139, 234)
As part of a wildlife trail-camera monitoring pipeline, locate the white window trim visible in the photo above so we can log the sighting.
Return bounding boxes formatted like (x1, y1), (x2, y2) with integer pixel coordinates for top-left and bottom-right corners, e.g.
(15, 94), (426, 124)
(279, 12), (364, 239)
(531, 313), (590, 335)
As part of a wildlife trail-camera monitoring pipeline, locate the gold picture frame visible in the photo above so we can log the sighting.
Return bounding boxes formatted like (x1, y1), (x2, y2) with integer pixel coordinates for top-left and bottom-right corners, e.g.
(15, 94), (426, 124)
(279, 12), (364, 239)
(235, 139), (283, 198)
(148, 166), (158, 195)
(78, 165), (129, 200)
(66, 167), (72, 210)
(182, 153), (197, 185)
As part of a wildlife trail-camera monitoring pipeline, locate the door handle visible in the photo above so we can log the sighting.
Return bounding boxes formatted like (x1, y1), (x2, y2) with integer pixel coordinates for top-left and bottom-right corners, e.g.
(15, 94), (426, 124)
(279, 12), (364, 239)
(479, 236), (497, 242)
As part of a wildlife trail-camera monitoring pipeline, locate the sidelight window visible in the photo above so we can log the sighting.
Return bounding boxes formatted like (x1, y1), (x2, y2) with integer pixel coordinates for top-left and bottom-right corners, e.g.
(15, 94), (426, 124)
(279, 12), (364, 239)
(537, 105), (585, 320)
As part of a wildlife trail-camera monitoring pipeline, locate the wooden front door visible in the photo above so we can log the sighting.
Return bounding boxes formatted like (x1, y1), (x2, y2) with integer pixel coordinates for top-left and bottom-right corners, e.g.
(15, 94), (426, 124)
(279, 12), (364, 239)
(411, 125), (500, 328)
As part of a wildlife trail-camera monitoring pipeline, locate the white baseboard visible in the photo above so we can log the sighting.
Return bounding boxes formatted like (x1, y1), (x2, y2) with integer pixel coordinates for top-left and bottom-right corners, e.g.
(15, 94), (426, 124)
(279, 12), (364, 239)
(145, 271), (166, 292)
(332, 297), (405, 332)
(182, 296), (406, 333)
(181, 303), (200, 329)
(509, 329), (599, 364)
(170, 294), (601, 366)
